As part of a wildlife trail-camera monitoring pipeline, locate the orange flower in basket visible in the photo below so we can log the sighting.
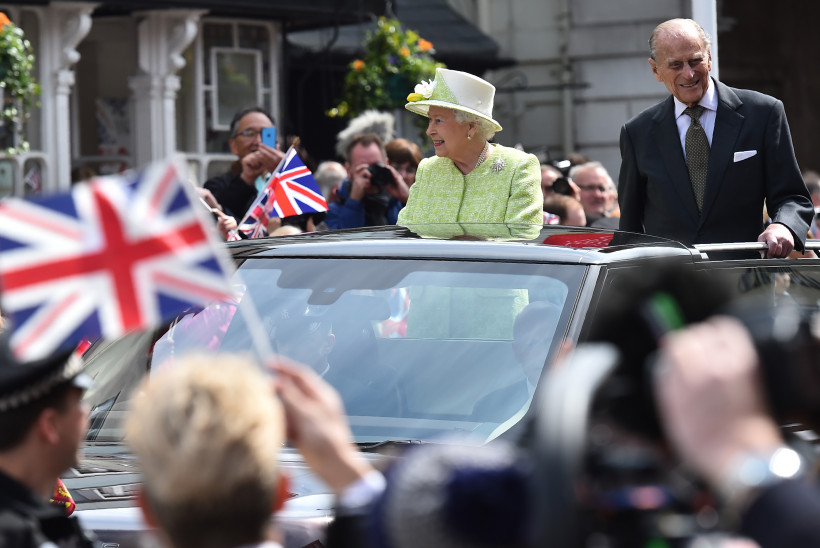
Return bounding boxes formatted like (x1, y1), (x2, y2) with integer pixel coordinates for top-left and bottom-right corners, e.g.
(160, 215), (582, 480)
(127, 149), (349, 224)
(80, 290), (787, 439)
(417, 39), (433, 52)
(352, 59), (365, 72)
(0, 12), (10, 27)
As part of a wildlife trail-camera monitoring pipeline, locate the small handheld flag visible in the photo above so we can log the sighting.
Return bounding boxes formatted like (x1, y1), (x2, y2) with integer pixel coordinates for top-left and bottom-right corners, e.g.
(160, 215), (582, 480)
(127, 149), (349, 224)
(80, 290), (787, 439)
(235, 146), (327, 238)
(266, 147), (328, 219)
(0, 159), (237, 361)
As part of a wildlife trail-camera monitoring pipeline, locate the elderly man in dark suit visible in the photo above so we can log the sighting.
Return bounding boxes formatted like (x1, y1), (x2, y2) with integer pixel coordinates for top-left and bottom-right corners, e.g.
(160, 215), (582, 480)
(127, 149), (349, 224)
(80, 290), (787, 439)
(618, 18), (813, 258)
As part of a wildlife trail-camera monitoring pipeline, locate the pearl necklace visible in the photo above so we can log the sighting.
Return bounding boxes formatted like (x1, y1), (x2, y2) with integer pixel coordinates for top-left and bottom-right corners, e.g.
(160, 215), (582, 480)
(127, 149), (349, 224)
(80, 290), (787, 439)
(474, 142), (489, 171)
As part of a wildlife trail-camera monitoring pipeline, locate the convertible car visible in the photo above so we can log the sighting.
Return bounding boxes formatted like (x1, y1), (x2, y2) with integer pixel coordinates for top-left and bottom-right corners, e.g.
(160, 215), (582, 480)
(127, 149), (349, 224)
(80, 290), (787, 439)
(62, 223), (820, 547)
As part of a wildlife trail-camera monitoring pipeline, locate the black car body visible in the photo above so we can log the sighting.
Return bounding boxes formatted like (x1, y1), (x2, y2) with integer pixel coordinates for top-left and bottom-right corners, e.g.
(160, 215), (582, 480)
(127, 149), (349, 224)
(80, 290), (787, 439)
(63, 224), (820, 547)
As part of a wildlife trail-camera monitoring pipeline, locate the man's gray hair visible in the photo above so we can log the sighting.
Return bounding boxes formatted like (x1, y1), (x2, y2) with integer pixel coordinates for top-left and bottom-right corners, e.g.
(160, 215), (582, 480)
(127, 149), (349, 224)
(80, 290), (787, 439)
(453, 110), (497, 142)
(649, 18), (712, 60)
(569, 161), (614, 186)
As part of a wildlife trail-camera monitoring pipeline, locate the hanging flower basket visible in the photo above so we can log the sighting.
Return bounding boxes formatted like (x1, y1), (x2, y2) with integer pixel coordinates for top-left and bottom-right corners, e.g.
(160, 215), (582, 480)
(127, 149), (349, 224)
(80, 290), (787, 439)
(327, 17), (444, 121)
(0, 12), (40, 155)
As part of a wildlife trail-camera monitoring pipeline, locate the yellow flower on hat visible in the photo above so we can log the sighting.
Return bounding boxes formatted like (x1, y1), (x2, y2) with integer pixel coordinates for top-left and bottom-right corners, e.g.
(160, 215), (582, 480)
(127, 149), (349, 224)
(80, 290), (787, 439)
(407, 92), (424, 102)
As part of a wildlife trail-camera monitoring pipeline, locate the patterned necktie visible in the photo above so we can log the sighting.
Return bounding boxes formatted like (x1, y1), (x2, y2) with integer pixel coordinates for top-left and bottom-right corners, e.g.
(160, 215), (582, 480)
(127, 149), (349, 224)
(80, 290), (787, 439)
(684, 105), (709, 212)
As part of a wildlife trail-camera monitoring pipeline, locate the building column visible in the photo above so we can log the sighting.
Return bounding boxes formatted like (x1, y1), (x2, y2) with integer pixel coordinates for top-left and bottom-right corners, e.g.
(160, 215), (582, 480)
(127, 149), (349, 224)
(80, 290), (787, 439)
(129, 10), (204, 168)
(39, 2), (97, 191)
(692, 0), (719, 78)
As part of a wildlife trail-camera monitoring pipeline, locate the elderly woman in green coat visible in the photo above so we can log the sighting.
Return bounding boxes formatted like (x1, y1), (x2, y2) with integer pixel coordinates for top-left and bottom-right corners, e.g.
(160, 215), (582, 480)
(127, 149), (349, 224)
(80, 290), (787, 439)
(397, 68), (542, 239)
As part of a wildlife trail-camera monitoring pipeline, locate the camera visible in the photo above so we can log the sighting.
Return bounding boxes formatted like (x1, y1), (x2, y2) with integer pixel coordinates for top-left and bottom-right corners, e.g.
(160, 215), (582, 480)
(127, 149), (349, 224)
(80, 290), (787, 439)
(552, 177), (573, 196)
(588, 265), (820, 439)
(367, 163), (394, 187)
(528, 265), (820, 547)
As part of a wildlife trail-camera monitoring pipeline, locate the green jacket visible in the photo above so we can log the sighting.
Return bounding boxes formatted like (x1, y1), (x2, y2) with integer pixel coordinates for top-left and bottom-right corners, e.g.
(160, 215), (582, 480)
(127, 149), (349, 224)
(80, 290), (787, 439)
(397, 143), (543, 239)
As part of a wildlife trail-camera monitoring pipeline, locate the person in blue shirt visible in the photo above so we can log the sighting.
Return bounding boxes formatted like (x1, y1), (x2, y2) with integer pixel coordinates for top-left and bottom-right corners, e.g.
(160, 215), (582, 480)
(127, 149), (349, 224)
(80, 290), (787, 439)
(326, 133), (409, 229)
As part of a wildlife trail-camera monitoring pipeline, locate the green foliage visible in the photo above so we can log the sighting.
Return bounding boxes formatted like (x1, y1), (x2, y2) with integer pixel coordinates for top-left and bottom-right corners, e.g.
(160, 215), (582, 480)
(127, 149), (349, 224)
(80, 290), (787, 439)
(0, 19), (40, 155)
(328, 17), (444, 120)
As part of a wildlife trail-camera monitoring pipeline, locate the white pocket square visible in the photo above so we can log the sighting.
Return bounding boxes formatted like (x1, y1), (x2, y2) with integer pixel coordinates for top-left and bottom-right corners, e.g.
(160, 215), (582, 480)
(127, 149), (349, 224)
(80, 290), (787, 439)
(733, 150), (757, 162)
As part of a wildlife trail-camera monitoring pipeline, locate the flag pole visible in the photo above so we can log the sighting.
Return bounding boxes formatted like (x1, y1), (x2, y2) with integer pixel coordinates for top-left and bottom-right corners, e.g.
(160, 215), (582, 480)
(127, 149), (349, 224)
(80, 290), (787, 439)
(231, 275), (278, 366)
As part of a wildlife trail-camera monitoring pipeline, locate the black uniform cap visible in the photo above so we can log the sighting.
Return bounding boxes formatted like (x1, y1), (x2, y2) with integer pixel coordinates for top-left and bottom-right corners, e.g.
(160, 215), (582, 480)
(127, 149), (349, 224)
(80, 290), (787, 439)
(0, 336), (92, 412)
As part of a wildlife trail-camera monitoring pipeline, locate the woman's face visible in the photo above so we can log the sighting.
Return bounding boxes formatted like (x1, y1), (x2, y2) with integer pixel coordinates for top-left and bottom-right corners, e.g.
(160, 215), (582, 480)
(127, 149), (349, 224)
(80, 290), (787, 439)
(390, 161), (417, 186)
(426, 106), (470, 160)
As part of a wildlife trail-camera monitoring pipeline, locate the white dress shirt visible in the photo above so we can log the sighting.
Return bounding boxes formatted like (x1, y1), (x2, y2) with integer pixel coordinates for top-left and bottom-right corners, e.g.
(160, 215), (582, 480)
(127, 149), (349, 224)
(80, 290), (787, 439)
(674, 77), (718, 159)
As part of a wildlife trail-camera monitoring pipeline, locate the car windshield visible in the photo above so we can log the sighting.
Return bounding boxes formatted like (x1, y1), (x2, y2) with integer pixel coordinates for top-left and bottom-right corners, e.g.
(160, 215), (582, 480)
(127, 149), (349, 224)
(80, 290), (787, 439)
(82, 256), (585, 446)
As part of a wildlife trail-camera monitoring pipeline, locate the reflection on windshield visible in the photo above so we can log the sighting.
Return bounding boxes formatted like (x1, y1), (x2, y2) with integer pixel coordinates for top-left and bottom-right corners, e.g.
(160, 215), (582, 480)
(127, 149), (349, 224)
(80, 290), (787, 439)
(83, 258), (583, 446)
(198, 259), (581, 444)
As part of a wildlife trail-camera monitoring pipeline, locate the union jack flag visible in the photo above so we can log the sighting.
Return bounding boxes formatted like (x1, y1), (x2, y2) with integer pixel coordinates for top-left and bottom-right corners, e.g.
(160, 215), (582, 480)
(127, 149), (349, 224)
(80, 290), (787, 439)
(235, 147), (327, 238)
(236, 195), (271, 239)
(0, 159), (236, 361)
(266, 148), (327, 219)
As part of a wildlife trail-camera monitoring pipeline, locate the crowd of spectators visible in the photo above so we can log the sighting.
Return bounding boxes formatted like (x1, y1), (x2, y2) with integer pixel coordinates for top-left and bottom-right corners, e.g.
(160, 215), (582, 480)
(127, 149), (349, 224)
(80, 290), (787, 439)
(199, 102), (624, 240)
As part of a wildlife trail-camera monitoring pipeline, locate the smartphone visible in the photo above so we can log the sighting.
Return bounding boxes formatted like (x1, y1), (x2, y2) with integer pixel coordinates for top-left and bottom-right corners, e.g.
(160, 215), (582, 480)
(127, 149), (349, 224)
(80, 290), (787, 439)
(261, 126), (277, 148)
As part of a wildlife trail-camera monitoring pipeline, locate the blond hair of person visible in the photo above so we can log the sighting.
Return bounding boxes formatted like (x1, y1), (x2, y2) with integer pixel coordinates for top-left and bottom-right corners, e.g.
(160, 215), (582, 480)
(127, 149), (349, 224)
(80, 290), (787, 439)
(126, 354), (285, 548)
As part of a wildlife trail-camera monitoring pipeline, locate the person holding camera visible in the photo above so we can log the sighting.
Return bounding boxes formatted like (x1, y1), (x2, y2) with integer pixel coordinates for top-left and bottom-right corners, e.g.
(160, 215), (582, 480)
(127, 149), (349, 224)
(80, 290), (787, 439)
(397, 69), (542, 233)
(655, 316), (820, 547)
(325, 133), (409, 230)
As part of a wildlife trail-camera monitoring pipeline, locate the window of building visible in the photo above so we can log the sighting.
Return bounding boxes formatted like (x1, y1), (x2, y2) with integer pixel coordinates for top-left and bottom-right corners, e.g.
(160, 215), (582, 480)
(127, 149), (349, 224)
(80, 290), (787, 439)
(177, 19), (281, 185)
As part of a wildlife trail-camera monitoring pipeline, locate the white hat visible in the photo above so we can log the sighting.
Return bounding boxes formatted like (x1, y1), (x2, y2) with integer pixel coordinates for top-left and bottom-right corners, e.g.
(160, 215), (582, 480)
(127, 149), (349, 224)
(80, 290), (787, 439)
(405, 68), (502, 133)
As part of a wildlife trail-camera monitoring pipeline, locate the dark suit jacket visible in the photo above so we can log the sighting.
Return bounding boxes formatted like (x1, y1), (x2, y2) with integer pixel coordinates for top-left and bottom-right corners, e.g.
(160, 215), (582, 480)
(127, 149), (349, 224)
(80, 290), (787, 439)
(203, 167), (257, 222)
(618, 79), (813, 249)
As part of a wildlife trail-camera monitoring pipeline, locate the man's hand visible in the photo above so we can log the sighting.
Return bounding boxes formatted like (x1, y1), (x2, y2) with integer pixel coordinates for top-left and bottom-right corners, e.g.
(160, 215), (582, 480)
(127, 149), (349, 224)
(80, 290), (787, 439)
(271, 358), (375, 495)
(240, 144), (285, 184)
(654, 317), (783, 488)
(384, 164), (410, 204)
(567, 178), (583, 202)
(348, 163), (373, 202)
(758, 223), (795, 258)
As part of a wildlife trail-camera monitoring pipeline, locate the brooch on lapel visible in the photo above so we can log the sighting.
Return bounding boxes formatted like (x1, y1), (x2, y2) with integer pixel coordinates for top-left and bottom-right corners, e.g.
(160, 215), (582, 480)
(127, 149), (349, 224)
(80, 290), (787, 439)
(491, 158), (505, 173)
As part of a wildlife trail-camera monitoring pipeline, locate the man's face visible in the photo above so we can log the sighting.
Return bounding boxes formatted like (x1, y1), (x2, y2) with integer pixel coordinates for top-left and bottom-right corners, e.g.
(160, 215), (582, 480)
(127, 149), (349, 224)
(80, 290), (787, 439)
(347, 142), (387, 195)
(347, 142), (385, 173)
(229, 112), (274, 160)
(540, 167), (561, 199)
(605, 184), (618, 213)
(649, 25), (712, 107)
(574, 167), (610, 220)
